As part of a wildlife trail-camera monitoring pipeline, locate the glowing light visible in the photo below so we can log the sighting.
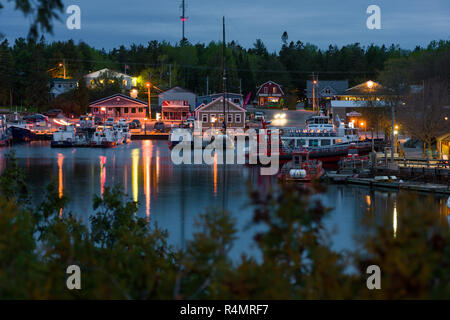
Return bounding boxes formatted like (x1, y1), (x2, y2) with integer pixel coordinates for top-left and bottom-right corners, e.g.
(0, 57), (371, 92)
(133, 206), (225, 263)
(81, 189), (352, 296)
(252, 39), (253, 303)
(101, 107), (106, 112)
(367, 80), (374, 89)
(360, 122), (365, 127)
(132, 148), (140, 203)
(213, 153), (218, 195)
(146, 82), (151, 88)
(365, 195), (371, 207)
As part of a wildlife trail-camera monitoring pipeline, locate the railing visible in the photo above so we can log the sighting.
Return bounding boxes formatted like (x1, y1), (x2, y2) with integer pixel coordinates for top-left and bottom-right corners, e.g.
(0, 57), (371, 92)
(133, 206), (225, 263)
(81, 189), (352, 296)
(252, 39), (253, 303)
(376, 157), (450, 169)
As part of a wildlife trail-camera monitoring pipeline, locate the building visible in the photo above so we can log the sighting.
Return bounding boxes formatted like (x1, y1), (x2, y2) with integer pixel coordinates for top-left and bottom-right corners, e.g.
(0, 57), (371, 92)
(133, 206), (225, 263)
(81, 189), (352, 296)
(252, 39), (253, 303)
(158, 86), (197, 111)
(195, 98), (246, 129)
(330, 80), (392, 121)
(89, 93), (148, 121)
(255, 81), (285, 107)
(49, 78), (78, 98)
(198, 93), (244, 107)
(161, 100), (190, 121)
(84, 68), (133, 90)
(306, 80), (348, 106)
(437, 132), (450, 160)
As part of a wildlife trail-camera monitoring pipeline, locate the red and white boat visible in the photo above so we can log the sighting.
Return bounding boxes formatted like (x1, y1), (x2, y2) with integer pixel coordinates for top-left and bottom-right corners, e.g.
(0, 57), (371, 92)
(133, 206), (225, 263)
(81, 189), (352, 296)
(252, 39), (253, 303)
(278, 149), (325, 182)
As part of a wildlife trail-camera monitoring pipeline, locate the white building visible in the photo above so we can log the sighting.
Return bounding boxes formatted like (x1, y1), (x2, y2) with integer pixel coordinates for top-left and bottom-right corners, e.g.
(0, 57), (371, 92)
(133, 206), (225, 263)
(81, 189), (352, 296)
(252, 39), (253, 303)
(49, 78), (78, 98)
(84, 68), (133, 90)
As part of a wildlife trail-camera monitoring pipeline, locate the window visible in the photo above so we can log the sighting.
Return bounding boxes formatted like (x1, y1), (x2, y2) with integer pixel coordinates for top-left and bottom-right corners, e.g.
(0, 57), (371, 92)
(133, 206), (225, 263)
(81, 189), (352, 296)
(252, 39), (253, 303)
(233, 98), (240, 104)
(94, 108), (98, 113)
(218, 114), (224, 123)
(202, 114), (208, 122)
(273, 87), (276, 94)
(321, 139), (331, 146)
(309, 140), (319, 147)
(210, 114), (216, 122)
(139, 108), (143, 113)
(227, 114), (233, 123)
(58, 84), (62, 88)
(131, 108), (136, 113)
(235, 114), (241, 123)
(124, 108), (129, 114)
(264, 87), (268, 94)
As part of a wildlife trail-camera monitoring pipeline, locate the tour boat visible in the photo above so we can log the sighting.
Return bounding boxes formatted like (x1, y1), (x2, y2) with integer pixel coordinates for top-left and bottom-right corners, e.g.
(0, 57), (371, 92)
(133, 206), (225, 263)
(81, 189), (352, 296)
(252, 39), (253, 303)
(278, 149), (325, 182)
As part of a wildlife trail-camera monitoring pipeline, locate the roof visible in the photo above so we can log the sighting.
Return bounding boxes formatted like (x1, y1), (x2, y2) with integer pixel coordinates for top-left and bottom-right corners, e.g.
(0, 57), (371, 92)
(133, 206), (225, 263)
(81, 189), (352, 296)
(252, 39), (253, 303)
(89, 93), (148, 106)
(196, 98), (246, 113)
(159, 86), (196, 95)
(306, 80), (348, 98)
(256, 81), (285, 96)
(84, 68), (130, 79)
(337, 80), (392, 96)
(50, 78), (78, 83)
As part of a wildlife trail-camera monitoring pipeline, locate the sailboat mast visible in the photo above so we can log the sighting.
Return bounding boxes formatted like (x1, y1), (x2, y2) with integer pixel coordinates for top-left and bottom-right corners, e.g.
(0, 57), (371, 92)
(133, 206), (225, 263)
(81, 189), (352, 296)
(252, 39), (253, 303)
(222, 16), (227, 130)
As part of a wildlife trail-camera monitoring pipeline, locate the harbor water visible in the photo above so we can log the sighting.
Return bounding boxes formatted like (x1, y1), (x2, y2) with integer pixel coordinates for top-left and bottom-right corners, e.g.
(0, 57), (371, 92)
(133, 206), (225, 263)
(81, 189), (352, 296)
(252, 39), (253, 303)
(0, 140), (448, 259)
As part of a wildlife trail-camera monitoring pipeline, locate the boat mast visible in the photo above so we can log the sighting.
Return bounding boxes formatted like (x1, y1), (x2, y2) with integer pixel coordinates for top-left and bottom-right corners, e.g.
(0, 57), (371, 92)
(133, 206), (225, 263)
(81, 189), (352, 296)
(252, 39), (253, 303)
(222, 16), (227, 131)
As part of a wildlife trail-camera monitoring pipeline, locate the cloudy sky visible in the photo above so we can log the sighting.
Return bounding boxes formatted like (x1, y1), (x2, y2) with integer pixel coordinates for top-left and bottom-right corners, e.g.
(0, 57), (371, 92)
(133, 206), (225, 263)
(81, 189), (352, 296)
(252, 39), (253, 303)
(0, 0), (449, 51)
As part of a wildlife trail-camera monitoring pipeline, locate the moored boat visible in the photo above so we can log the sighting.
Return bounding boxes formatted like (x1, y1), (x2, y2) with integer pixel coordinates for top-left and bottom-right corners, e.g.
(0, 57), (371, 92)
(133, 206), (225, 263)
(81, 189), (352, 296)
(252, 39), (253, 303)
(278, 149), (325, 182)
(90, 128), (118, 148)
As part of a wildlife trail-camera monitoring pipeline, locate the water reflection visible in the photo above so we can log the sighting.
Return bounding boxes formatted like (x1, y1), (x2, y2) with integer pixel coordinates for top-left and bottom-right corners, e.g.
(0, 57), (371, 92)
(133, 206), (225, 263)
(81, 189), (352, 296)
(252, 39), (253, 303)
(57, 153), (64, 217)
(100, 156), (107, 196)
(143, 141), (152, 219)
(393, 201), (398, 238)
(132, 148), (139, 203)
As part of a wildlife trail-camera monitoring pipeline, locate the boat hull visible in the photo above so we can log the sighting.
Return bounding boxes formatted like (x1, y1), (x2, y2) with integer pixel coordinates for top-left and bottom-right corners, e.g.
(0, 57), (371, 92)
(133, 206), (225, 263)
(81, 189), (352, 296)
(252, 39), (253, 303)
(10, 126), (36, 143)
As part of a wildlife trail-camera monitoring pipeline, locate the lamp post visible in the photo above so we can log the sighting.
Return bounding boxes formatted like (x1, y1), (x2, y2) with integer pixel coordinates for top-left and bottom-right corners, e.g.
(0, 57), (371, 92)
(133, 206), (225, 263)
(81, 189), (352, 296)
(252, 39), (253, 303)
(146, 82), (151, 121)
(58, 59), (66, 79)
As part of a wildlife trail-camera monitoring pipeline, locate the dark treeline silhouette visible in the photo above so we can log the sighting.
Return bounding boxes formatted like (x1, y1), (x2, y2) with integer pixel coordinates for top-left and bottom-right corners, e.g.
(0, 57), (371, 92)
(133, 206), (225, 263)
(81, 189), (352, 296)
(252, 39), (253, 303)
(0, 35), (449, 112)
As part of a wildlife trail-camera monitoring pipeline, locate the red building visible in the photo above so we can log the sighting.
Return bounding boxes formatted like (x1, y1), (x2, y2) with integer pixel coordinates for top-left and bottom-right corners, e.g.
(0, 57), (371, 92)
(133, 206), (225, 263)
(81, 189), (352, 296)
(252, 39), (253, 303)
(161, 100), (190, 121)
(256, 81), (285, 107)
(89, 93), (148, 121)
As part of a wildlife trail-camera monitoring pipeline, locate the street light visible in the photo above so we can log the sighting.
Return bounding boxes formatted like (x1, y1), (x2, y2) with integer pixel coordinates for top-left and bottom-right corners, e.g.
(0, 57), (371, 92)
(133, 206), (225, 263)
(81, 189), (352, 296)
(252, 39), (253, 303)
(146, 82), (151, 121)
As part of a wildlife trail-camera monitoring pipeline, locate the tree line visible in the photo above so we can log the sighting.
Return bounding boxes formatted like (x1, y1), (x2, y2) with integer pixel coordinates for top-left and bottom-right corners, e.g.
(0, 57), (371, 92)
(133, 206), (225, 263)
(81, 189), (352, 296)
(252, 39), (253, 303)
(1, 35), (448, 113)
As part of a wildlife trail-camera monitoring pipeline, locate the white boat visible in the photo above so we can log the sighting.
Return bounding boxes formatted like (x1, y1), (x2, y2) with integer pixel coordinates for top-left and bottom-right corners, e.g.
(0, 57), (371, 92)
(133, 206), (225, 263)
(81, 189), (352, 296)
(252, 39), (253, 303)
(51, 125), (76, 148)
(90, 128), (118, 148)
(113, 123), (131, 144)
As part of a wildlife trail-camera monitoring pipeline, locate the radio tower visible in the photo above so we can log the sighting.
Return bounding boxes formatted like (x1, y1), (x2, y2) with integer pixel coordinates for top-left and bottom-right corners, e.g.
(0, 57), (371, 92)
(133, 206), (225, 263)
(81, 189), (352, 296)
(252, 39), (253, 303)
(180, 0), (187, 42)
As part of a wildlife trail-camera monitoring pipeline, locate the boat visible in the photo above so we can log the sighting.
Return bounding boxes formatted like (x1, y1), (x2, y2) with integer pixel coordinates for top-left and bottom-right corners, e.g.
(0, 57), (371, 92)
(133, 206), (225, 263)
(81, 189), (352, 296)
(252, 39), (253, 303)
(168, 127), (234, 150)
(278, 149), (325, 182)
(337, 144), (370, 169)
(90, 128), (118, 148)
(0, 115), (12, 147)
(113, 123), (131, 144)
(51, 125), (76, 148)
(7, 113), (36, 143)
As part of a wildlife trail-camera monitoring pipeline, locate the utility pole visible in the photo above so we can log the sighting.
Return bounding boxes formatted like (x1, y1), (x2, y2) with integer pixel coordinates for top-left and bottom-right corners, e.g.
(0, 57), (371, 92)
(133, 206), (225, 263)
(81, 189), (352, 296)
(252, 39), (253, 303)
(312, 73), (316, 113)
(206, 76), (209, 95)
(62, 59), (66, 79)
(181, 0), (186, 41)
(222, 16), (227, 130)
(239, 78), (242, 96)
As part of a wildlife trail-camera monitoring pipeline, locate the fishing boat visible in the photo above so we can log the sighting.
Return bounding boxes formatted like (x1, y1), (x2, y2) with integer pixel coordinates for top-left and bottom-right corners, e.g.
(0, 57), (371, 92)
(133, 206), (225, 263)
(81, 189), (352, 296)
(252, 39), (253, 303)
(278, 149), (325, 182)
(0, 115), (12, 147)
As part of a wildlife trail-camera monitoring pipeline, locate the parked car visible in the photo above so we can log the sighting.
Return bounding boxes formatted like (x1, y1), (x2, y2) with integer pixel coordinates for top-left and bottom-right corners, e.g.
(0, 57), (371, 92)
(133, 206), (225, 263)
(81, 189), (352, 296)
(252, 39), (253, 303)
(185, 116), (195, 126)
(105, 118), (115, 126)
(94, 117), (103, 125)
(128, 119), (141, 129)
(153, 121), (165, 132)
(44, 109), (63, 118)
(23, 114), (48, 123)
(118, 118), (127, 126)
(254, 111), (265, 121)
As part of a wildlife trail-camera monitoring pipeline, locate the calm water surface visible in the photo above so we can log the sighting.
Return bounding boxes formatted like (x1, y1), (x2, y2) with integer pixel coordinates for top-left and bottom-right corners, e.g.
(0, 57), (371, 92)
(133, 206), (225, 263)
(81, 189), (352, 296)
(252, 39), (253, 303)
(0, 141), (448, 258)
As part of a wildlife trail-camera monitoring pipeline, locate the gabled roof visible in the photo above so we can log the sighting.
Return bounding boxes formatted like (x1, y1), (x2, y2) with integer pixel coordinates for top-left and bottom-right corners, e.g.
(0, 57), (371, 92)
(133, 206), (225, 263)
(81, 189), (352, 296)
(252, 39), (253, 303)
(196, 98), (246, 113)
(89, 93), (148, 106)
(256, 81), (285, 96)
(338, 80), (392, 96)
(84, 68), (130, 79)
(159, 86), (196, 95)
(306, 80), (348, 98)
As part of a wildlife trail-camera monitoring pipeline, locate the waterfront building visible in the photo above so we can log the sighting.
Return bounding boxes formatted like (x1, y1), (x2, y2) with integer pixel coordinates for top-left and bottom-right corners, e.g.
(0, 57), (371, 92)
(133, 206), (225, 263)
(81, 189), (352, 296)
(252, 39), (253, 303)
(196, 98), (246, 129)
(84, 68), (133, 90)
(255, 81), (285, 107)
(306, 80), (348, 107)
(49, 78), (78, 98)
(330, 80), (392, 121)
(198, 93), (244, 107)
(158, 86), (197, 111)
(437, 132), (450, 159)
(161, 100), (190, 121)
(89, 93), (148, 121)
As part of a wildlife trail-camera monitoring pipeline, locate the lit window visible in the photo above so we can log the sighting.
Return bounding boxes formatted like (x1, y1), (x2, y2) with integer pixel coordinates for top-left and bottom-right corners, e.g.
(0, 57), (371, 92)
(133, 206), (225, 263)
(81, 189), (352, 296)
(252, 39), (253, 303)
(273, 87), (276, 94)
(210, 114), (216, 122)
(219, 114), (224, 123)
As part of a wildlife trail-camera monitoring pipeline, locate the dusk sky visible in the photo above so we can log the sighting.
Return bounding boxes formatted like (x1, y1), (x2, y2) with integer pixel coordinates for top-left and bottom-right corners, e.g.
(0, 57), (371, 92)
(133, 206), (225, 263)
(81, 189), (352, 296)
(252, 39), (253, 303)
(1, 0), (449, 51)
